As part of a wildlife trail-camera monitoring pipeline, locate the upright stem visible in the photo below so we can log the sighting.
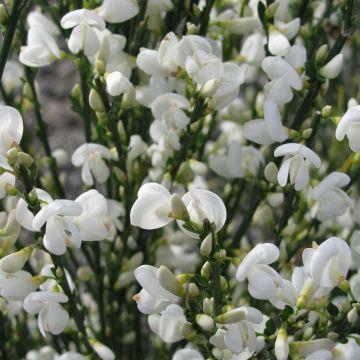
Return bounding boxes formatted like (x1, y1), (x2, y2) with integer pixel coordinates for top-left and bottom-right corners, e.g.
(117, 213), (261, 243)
(0, 0), (27, 81)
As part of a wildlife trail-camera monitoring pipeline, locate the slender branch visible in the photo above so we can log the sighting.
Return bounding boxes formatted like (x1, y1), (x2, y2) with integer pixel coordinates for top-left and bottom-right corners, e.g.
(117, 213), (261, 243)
(0, 0), (27, 81)
(199, 0), (215, 35)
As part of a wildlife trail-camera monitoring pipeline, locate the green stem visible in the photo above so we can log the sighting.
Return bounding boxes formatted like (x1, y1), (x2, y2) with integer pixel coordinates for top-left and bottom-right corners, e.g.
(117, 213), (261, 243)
(0, 0), (27, 81)
(199, 0), (215, 35)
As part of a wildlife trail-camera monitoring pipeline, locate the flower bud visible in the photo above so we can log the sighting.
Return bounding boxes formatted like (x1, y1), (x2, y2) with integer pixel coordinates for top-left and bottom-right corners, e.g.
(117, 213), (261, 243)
(77, 266), (93, 281)
(321, 105), (332, 118)
(18, 152), (34, 167)
(338, 276), (351, 293)
(215, 307), (247, 324)
(180, 321), (194, 337)
(5, 184), (18, 196)
(157, 265), (185, 296)
(0, 247), (32, 273)
(0, 4), (8, 24)
(170, 194), (190, 221)
(89, 89), (105, 112)
(203, 298), (213, 316)
(275, 326), (289, 360)
(95, 60), (106, 76)
(196, 314), (214, 331)
(264, 162), (278, 183)
(201, 79), (218, 97)
(188, 283), (199, 297)
(201, 261), (212, 278)
(200, 233), (212, 256)
(23, 82), (34, 101)
(320, 54), (343, 79)
(6, 147), (18, 166)
(301, 128), (313, 140)
(347, 307), (358, 325)
(71, 83), (82, 101)
(315, 44), (329, 65)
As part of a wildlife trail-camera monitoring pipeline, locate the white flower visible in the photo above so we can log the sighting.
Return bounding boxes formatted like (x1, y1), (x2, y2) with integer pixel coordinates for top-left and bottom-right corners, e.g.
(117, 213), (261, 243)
(59, 352), (86, 360)
(148, 304), (187, 343)
(71, 143), (112, 185)
(23, 291), (69, 336)
(335, 105), (360, 152)
(209, 62), (245, 110)
(61, 9), (105, 56)
(16, 188), (53, 231)
(236, 243), (283, 300)
(128, 135), (147, 162)
(130, 182), (173, 230)
(268, 26), (290, 56)
(147, 0), (173, 15)
(312, 172), (351, 221)
(333, 338), (360, 360)
(19, 27), (61, 67)
(2, 61), (22, 93)
(172, 348), (204, 360)
(106, 71), (133, 96)
(0, 105), (23, 155)
(302, 237), (351, 289)
(0, 209), (21, 249)
(209, 141), (244, 178)
(27, 11), (60, 36)
(320, 53), (343, 79)
(73, 190), (108, 241)
(0, 270), (44, 300)
(90, 340), (115, 360)
(133, 265), (180, 314)
(243, 100), (288, 145)
(99, 0), (139, 24)
(0, 247), (32, 273)
(130, 183), (227, 237)
(274, 143), (321, 191)
(239, 33), (266, 66)
(262, 56), (303, 91)
(32, 200), (83, 255)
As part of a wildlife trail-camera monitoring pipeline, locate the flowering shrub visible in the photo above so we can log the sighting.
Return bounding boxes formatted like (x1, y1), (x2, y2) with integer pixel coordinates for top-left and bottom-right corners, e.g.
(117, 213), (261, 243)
(0, 0), (359, 359)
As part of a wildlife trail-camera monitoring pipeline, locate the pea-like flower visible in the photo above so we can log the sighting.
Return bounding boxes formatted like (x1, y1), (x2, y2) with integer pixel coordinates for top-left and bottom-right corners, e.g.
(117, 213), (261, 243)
(335, 105), (360, 152)
(312, 172), (351, 221)
(130, 183), (226, 238)
(61, 9), (105, 56)
(274, 143), (321, 191)
(71, 143), (113, 186)
(236, 243), (283, 300)
(23, 291), (69, 336)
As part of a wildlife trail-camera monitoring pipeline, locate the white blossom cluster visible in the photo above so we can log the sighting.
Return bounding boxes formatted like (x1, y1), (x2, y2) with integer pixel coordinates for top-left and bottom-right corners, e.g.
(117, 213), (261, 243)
(0, 0), (359, 359)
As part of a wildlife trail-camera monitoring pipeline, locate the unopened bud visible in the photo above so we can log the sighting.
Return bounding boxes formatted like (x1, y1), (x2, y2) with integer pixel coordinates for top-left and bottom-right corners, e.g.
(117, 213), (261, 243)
(200, 233), (212, 256)
(275, 326), (289, 360)
(188, 283), (199, 297)
(338, 276), (351, 293)
(264, 162), (278, 183)
(180, 322), (194, 337)
(201, 261), (212, 278)
(320, 54), (343, 79)
(321, 105), (332, 118)
(347, 307), (358, 325)
(5, 184), (18, 196)
(266, 2), (279, 18)
(0, 5), (8, 24)
(301, 128), (313, 140)
(18, 152), (34, 167)
(170, 194), (190, 221)
(77, 266), (93, 281)
(6, 147), (18, 165)
(95, 60), (106, 76)
(315, 44), (329, 65)
(23, 83), (34, 101)
(203, 298), (213, 316)
(303, 327), (313, 340)
(0, 247), (32, 273)
(201, 79), (218, 97)
(89, 89), (105, 112)
(157, 266), (185, 296)
(215, 307), (248, 324)
(196, 314), (214, 331)
(71, 83), (82, 100)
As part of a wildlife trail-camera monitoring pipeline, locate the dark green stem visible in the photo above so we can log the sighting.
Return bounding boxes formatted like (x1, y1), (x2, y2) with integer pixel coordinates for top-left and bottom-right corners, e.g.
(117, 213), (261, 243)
(199, 0), (215, 35)
(0, 0), (27, 81)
